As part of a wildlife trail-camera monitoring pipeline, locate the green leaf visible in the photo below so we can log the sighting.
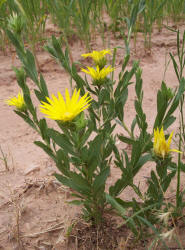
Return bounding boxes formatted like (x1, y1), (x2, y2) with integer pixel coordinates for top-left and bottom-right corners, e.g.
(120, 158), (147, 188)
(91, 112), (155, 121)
(163, 115), (176, 130)
(14, 110), (37, 130)
(151, 170), (160, 187)
(137, 216), (169, 249)
(109, 177), (128, 197)
(180, 162), (185, 172)
(34, 89), (47, 103)
(54, 173), (90, 196)
(38, 119), (49, 142)
(69, 172), (91, 193)
(170, 52), (180, 82)
(93, 167), (110, 194)
(165, 77), (185, 118)
(40, 73), (49, 97)
(116, 88), (128, 121)
(133, 154), (153, 176)
(118, 135), (135, 145)
(34, 141), (55, 162)
(121, 54), (130, 72)
(23, 93), (36, 117)
(106, 194), (126, 217)
(154, 83), (168, 128)
(56, 149), (70, 176)
(131, 141), (142, 165)
(47, 128), (76, 156)
(162, 170), (176, 192)
(114, 198), (133, 208)
(6, 30), (25, 59)
(71, 64), (86, 94)
(68, 200), (83, 206)
(86, 134), (103, 178)
(135, 68), (142, 99)
(25, 50), (38, 84)
(0, 0), (7, 8)
(131, 118), (137, 136)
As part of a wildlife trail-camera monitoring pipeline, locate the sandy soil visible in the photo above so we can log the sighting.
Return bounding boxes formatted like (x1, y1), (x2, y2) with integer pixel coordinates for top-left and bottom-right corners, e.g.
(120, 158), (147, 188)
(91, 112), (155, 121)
(0, 23), (185, 249)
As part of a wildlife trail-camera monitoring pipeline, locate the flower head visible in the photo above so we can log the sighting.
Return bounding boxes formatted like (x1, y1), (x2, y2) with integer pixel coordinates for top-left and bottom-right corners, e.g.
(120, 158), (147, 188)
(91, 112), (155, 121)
(153, 127), (181, 158)
(81, 65), (114, 86)
(81, 49), (111, 68)
(40, 88), (91, 122)
(6, 92), (26, 112)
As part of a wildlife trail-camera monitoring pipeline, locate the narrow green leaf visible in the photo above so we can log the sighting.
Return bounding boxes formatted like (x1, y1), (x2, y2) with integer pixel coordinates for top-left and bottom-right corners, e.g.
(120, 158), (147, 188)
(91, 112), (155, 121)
(34, 141), (55, 162)
(34, 89), (47, 103)
(69, 172), (91, 193)
(40, 74), (49, 97)
(68, 200), (83, 206)
(25, 50), (38, 84)
(118, 135), (135, 145)
(106, 194), (126, 217)
(93, 167), (110, 194)
(14, 110), (37, 130)
(137, 216), (169, 249)
(54, 173), (90, 196)
(47, 128), (76, 156)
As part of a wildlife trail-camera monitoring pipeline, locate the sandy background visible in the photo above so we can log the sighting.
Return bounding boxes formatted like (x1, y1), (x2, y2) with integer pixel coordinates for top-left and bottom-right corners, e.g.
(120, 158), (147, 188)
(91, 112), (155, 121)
(0, 23), (185, 249)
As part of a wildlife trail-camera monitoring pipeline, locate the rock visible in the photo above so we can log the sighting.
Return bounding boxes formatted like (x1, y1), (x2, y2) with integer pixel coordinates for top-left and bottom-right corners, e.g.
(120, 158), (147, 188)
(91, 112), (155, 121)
(24, 164), (40, 175)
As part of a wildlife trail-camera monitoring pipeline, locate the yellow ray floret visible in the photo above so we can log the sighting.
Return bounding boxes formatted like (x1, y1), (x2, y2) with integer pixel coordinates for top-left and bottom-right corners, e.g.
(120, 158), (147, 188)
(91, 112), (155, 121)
(40, 88), (91, 122)
(81, 49), (111, 64)
(153, 127), (181, 158)
(6, 92), (26, 111)
(81, 65), (114, 81)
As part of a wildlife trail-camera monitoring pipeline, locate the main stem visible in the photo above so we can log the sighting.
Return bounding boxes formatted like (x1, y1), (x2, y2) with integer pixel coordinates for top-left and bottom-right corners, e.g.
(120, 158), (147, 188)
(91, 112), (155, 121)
(176, 130), (182, 209)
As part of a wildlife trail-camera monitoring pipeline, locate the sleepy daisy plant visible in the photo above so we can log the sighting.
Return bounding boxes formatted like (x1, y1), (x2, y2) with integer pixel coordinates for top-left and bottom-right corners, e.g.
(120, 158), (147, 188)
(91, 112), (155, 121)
(81, 65), (114, 86)
(153, 127), (181, 159)
(6, 92), (26, 112)
(81, 49), (111, 68)
(40, 88), (91, 122)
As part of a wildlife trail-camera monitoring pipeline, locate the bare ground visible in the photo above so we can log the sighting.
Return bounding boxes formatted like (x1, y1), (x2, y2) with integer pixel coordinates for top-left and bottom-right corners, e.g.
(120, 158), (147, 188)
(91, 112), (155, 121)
(0, 22), (185, 249)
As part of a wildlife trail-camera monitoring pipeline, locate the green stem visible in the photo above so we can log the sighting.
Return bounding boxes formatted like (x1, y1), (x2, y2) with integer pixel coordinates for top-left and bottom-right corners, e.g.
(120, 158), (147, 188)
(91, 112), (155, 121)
(180, 97), (185, 141)
(176, 129), (182, 209)
(122, 121), (133, 138)
(111, 47), (117, 82)
(125, 27), (132, 55)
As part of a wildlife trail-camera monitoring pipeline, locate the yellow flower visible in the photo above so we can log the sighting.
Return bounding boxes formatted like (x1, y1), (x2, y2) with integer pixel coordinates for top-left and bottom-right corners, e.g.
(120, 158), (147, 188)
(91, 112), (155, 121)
(40, 88), (91, 122)
(81, 65), (114, 85)
(6, 92), (26, 111)
(153, 127), (181, 158)
(81, 49), (111, 67)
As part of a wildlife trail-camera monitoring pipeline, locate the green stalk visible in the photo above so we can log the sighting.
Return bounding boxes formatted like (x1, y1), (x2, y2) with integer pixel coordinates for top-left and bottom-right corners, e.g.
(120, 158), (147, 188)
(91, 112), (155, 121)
(122, 121), (133, 138)
(111, 47), (117, 82)
(176, 124), (182, 209)
(180, 98), (185, 142)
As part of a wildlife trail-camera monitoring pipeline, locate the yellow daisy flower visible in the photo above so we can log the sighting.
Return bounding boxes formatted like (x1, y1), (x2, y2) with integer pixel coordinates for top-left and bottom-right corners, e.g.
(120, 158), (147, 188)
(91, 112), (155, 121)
(153, 127), (181, 158)
(40, 88), (91, 122)
(6, 92), (26, 111)
(81, 65), (114, 86)
(81, 49), (111, 68)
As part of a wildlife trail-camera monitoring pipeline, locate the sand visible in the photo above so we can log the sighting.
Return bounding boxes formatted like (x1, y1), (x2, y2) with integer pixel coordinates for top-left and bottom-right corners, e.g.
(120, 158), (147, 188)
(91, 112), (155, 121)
(0, 23), (185, 249)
